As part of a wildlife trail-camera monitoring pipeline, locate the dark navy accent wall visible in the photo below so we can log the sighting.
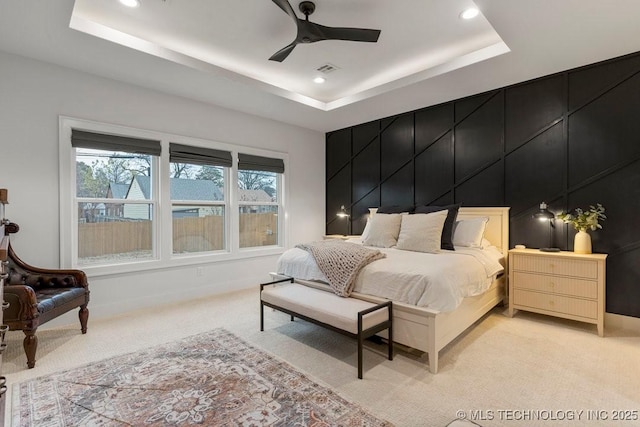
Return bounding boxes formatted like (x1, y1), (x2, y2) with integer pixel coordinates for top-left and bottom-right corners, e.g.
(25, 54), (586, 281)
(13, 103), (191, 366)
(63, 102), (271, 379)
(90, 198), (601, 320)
(326, 51), (640, 318)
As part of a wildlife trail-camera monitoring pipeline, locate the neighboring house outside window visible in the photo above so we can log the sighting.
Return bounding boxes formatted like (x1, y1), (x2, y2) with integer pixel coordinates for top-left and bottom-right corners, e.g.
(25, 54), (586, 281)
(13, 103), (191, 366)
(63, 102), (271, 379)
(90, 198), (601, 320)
(61, 117), (287, 275)
(105, 182), (128, 217)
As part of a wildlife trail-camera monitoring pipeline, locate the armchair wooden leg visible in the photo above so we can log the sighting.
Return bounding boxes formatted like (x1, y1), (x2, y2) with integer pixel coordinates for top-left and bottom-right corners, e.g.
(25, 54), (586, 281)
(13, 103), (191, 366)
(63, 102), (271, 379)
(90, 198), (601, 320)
(79, 305), (89, 334)
(23, 330), (38, 369)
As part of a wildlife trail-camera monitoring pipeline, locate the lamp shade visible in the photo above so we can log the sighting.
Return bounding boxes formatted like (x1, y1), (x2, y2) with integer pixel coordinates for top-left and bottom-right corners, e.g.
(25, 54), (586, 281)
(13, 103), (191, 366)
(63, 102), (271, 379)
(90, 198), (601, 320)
(533, 202), (554, 221)
(532, 202), (560, 252)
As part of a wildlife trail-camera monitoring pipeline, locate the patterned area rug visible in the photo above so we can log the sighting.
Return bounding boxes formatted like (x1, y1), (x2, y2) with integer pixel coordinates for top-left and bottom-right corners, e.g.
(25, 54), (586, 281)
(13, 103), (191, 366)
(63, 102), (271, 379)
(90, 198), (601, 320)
(14, 328), (392, 426)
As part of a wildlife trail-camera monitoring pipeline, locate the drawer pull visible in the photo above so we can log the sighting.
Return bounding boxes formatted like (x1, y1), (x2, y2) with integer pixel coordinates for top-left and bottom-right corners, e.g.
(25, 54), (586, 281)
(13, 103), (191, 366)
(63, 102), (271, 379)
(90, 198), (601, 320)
(548, 300), (555, 307)
(548, 281), (555, 289)
(1, 301), (8, 310)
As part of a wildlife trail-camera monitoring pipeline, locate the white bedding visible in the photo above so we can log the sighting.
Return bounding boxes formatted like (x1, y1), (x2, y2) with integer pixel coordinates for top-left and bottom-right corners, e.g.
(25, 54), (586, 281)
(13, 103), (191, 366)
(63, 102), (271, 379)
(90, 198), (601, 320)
(276, 239), (504, 312)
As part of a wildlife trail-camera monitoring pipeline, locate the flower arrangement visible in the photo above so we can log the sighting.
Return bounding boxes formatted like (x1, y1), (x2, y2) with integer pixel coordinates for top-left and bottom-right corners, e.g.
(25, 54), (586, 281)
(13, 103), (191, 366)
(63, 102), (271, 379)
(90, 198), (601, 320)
(558, 203), (606, 232)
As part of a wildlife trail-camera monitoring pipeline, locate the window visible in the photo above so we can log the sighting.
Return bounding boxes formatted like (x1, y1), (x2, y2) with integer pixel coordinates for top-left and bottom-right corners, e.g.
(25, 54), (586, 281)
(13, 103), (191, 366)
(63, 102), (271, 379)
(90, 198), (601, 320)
(169, 143), (231, 254)
(62, 118), (287, 274)
(72, 130), (160, 266)
(238, 153), (284, 248)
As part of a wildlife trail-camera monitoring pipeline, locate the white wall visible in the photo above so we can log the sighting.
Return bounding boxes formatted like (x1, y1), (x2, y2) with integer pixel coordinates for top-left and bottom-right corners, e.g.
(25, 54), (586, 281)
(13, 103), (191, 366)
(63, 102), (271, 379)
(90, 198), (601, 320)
(0, 51), (325, 326)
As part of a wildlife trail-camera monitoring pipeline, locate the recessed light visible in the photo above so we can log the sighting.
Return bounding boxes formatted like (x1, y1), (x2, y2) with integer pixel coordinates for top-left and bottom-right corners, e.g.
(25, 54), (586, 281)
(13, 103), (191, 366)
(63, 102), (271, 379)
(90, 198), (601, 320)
(313, 77), (326, 84)
(119, 0), (141, 8)
(460, 8), (479, 20)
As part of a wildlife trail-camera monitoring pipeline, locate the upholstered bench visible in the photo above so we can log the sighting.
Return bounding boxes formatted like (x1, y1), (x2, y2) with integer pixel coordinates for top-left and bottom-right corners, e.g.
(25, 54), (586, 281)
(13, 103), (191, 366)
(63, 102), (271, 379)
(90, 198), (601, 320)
(260, 277), (393, 379)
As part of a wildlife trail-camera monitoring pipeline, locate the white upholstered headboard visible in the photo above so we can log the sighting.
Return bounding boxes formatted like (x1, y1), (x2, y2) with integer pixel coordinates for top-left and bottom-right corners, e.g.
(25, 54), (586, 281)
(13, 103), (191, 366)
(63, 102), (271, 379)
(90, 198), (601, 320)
(366, 206), (510, 259)
(457, 207), (510, 259)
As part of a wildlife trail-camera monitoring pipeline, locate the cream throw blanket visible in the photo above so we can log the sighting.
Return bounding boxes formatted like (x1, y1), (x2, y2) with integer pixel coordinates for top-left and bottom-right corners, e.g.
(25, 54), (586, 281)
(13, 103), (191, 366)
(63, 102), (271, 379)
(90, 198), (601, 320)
(295, 240), (385, 297)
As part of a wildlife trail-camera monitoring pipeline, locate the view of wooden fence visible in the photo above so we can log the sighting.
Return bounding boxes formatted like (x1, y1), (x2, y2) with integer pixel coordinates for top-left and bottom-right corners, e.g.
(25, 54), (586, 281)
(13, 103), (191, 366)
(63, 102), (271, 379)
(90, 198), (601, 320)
(79, 221), (152, 258)
(239, 212), (277, 248)
(172, 215), (224, 253)
(78, 213), (277, 258)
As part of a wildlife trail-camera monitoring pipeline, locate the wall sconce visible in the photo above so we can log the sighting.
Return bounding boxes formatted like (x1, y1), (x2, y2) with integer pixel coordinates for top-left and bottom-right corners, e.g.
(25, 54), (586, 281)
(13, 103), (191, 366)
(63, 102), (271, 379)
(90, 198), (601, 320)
(336, 205), (351, 236)
(532, 202), (560, 252)
(0, 188), (8, 225)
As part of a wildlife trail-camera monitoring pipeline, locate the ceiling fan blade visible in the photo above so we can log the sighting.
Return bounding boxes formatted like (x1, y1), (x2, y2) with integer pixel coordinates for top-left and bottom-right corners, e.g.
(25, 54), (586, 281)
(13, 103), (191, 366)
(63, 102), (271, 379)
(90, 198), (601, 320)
(269, 42), (297, 62)
(271, 0), (298, 23)
(316, 24), (381, 43)
(267, 1), (381, 62)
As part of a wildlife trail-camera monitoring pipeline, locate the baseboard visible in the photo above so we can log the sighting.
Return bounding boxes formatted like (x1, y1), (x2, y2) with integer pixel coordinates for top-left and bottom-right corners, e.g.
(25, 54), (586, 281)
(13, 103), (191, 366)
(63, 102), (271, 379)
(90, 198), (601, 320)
(605, 312), (640, 333)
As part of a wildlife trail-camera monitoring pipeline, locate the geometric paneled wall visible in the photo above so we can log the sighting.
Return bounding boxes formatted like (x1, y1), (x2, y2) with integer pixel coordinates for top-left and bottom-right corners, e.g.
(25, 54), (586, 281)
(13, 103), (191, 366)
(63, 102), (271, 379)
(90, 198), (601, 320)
(326, 51), (640, 318)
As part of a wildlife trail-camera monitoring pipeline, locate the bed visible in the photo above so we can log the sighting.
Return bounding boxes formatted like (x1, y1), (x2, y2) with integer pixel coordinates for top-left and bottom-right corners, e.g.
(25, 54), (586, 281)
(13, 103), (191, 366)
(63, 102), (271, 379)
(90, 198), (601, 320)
(271, 207), (510, 373)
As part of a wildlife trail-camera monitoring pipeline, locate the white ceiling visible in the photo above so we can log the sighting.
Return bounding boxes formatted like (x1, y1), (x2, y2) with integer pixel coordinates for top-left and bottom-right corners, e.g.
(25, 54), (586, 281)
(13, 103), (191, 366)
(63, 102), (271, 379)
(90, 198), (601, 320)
(1, 1), (640, 132)
(69, 0), (508, 108)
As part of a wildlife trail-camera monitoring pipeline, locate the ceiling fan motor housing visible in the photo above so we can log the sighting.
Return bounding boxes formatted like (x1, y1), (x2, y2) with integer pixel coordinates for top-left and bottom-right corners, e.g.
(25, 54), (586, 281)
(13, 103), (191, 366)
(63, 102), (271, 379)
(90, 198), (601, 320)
(299, 1), (316, 17)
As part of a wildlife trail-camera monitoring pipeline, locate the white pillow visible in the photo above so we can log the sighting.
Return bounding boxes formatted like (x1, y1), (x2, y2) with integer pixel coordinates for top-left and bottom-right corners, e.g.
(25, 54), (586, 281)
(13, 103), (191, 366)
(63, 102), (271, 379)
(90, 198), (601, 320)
(453, 217), (489, 247)
(396, 211), (448, 253)
(360, 208), (379, 241)
(361, 213), (402, 248)
(361, 217), (371, 241)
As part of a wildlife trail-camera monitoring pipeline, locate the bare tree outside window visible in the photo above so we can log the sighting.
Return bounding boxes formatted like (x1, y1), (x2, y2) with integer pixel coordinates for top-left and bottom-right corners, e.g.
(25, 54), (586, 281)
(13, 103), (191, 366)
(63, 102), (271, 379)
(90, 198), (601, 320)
(196, 165), (224, 187)
(238, 170), (276, 199)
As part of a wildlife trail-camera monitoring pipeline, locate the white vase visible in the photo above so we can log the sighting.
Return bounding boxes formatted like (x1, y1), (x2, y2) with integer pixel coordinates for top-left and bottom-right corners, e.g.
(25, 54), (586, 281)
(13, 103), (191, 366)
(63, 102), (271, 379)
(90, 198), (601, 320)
(574, 229), (592, 254)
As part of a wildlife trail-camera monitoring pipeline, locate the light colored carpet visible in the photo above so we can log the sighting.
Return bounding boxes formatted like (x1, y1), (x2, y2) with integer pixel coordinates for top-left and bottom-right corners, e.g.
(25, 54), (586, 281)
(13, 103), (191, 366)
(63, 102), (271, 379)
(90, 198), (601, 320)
(4, 288), (640, 427)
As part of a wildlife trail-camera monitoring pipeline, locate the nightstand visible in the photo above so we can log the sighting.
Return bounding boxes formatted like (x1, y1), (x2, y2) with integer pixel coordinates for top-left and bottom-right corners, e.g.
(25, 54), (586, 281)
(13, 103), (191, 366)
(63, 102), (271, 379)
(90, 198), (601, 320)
(508, 248), (607, 336)
(323, 235), (358, 240)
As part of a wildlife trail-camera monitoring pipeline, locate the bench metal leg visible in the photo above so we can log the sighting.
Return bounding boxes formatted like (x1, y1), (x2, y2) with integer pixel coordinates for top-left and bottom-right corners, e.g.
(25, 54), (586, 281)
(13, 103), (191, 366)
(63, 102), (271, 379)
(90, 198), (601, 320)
(260, 302), (264, 332)
(388, 305), (394, 361)
(357, 333), (364, 379)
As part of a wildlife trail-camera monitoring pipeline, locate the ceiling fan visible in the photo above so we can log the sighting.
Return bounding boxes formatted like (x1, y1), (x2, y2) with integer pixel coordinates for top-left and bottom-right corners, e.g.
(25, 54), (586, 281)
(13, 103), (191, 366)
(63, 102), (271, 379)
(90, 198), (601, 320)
(269, 0), (381, 62)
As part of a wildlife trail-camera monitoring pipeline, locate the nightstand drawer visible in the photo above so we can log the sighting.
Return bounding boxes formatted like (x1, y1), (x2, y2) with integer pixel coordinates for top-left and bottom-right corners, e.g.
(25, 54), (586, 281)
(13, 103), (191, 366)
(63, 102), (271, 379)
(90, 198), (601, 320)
(512, 272), (598, 299)
(511, 254), (598, 279)
(513, 289), (598, 319)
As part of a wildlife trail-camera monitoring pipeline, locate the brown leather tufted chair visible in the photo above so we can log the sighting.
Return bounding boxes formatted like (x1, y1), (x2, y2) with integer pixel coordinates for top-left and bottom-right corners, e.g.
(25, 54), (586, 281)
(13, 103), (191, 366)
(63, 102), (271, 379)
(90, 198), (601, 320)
(3, 223), (89, 368)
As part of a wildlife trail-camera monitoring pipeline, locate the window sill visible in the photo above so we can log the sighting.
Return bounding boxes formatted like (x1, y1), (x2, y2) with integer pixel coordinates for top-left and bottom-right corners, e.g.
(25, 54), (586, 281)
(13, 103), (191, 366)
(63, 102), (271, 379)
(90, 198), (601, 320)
(79, 246), (286, 278)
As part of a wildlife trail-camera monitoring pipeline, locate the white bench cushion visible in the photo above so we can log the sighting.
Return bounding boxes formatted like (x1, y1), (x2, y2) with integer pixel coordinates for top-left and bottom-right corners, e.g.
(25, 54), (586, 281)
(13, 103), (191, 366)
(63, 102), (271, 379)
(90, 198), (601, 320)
(261, 283), (389, 335)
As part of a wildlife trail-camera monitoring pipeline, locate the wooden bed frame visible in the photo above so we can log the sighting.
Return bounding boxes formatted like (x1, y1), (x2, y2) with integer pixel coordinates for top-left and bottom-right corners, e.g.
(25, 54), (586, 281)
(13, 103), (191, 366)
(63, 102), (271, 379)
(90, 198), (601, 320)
(272, 207), (510, 374)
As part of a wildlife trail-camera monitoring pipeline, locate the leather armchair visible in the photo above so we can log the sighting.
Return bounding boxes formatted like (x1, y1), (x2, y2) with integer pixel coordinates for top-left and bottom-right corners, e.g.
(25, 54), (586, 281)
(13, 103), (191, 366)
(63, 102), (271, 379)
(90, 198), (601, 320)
(3, 223), (89, 368)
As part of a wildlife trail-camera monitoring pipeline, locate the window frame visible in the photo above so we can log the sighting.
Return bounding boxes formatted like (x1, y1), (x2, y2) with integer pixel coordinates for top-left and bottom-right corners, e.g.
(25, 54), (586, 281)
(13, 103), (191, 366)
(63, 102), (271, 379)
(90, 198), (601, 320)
(169, 165), (229, 256)
(60, 117), (287, 277)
